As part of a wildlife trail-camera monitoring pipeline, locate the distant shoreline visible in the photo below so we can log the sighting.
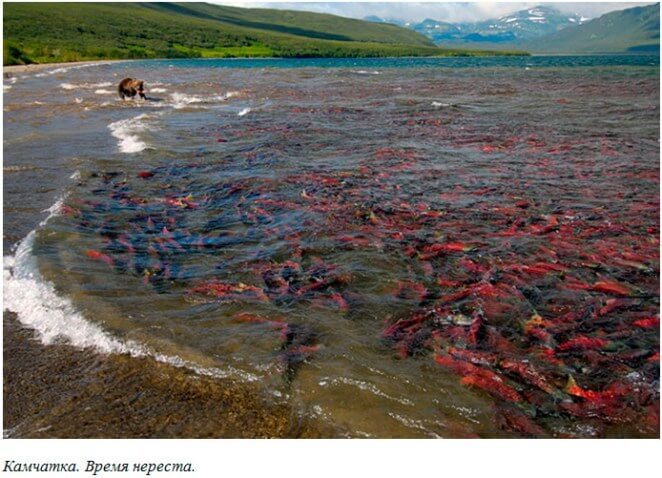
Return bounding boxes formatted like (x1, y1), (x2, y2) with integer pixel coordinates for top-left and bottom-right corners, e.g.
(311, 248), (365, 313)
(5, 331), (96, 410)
(3, 59), (130, 74)
(4, 52), (656, 75)
(3, 52), (532, 73)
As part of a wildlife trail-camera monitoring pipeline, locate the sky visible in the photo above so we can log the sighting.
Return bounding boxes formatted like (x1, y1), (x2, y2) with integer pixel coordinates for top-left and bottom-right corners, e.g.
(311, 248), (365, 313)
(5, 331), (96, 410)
(213, 2), (655, 23)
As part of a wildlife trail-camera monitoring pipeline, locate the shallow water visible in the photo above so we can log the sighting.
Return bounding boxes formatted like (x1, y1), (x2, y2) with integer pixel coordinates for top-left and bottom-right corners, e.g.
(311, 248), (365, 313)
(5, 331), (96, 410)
(3, 57), (660, 438)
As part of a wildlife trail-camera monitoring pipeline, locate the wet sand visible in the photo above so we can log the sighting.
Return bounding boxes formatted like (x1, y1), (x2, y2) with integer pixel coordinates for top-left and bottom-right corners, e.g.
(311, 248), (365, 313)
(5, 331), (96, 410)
(3, 312), (333, 438)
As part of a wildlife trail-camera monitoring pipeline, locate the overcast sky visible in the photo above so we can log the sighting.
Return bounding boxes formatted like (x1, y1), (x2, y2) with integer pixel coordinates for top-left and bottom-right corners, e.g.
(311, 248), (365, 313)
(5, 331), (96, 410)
(214, 2), (655, 23)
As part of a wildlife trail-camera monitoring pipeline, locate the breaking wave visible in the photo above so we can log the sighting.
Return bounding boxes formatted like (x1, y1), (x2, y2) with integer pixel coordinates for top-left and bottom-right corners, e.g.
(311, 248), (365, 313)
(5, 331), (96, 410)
(3, 196), (136, 354)
(61, 81), (113, 90)
(3, 196), (260, 383)
(3, 236), (140, 354)
(107, 113), (156, 153)
(169, 91), (239, 109)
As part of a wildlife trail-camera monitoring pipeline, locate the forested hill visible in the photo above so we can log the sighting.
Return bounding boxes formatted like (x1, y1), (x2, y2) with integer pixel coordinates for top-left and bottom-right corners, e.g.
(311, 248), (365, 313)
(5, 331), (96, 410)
(3, 2), (524, 65)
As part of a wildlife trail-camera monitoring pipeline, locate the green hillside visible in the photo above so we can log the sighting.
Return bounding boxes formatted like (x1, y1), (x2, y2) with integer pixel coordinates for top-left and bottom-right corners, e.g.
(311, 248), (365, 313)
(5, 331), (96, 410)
(141, 3), (434, 46)
(3, 2), (525, 65)
(526, 3), (660, 53)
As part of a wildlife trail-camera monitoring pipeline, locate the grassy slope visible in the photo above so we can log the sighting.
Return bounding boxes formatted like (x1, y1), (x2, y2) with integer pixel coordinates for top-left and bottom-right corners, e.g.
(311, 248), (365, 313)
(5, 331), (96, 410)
(526, 3), (660, 53)
(142, 2), (434, 46)
(3, 2), (526, 65)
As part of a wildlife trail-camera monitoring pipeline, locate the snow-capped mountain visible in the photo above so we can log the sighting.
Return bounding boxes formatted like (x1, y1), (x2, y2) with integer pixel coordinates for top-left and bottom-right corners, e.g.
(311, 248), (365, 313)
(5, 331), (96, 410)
(468, 6), (588, 41)
(365, 5), (589, 45)
(525, 3), (659, 53)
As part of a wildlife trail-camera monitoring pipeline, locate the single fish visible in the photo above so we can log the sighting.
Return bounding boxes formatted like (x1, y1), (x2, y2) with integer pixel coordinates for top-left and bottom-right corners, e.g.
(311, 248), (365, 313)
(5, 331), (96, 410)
(85, 249), (114, 267)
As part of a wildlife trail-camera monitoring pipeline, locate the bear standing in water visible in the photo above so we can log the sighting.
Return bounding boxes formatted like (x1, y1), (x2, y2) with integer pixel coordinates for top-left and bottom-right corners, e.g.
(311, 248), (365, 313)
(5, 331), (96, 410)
(118, 78), (146, 100)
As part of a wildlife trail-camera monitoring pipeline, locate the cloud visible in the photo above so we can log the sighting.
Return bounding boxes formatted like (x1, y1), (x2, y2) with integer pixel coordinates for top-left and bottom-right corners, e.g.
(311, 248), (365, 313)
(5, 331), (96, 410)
(213, 2), (655, 23)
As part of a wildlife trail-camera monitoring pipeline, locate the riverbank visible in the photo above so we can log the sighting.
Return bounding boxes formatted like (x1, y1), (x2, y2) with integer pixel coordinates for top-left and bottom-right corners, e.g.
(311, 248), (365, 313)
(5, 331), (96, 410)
(3, 312), (332, 438)
(3, 60), (129, 75)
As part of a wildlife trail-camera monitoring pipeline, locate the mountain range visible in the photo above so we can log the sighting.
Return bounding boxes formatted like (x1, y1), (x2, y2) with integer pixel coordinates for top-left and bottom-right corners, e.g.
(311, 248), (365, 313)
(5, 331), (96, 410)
(367, 6), (588, 44)
(527, 4), (660, 53)
(366, 4), (660, 53)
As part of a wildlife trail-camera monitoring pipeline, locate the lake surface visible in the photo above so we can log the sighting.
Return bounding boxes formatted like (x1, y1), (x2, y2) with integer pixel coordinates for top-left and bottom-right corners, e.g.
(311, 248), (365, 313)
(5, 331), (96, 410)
(3, 56), (659, 437)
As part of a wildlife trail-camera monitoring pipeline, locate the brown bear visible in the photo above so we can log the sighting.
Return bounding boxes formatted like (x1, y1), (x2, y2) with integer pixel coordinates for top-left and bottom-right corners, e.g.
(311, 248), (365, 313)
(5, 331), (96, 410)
(118, 78), (146, 100)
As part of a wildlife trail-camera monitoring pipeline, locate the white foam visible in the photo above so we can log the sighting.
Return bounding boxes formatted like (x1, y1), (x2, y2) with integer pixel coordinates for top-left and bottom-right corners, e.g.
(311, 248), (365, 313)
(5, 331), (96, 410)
(3, 196), (260, 383)
(3, 239), (260, 379)
(237, 107), (251, 117)
(432, 101), (450, 107)
(355, 70), (380, 75)
(3, 196), (141, 354)
(169, 91), (237, 109)
(152, 353), (259, 382)
(107, 113), (155, 153)
(41, 196), (66, 218)
(61, 81), (112, 90)
(3, 242), (141, 354)
(387, 413), (442, 438)
(4, 76), (17, 90)
(74, 98), (83, 104)
(320, 376), (414, 406)
(170, 92), (203, 109)
(94, 89), (113, 95)
(49, 65), (88, 75)
(150, 87), (167, 93)
(4, 239), (257, 377)
(45, 61), (115, 77)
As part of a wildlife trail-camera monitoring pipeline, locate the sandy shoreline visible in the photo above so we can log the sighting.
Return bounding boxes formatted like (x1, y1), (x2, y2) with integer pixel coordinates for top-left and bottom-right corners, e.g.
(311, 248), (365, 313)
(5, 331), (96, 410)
(3, 311), (333, 438)
(3, 59), (130, 74)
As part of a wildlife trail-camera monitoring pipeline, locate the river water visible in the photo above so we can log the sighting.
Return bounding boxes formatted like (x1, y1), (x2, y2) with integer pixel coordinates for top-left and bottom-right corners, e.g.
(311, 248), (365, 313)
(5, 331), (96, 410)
(3, 56), (659, 437)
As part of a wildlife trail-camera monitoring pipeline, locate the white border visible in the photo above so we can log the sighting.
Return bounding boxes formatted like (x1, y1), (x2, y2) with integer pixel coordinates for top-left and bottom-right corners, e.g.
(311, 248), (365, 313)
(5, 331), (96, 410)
(1, 2), (660, 477)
